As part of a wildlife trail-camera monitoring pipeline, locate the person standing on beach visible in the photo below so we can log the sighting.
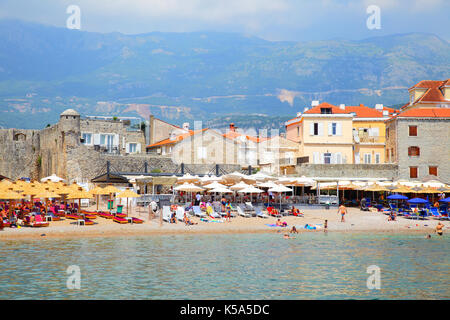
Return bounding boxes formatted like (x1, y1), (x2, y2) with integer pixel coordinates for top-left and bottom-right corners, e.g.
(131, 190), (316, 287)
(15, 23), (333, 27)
(338, 204), (347, 222)
(435, 222), (444, 236)
(225, 201), (232, 222)
(324, 219), (328, 232)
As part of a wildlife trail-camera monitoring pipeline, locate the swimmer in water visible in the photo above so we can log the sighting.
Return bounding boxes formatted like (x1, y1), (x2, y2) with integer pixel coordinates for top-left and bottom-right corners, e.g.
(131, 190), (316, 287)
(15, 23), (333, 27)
(425, 234), (431, 239)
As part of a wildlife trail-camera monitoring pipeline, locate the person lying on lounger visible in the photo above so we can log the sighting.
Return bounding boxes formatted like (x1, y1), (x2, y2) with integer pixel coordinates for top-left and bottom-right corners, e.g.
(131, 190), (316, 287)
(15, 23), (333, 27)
(183, 213), (197, 225)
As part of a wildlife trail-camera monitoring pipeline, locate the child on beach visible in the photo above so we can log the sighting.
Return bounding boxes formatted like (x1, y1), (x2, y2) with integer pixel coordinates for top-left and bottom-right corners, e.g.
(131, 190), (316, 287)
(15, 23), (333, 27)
(290, 226), (298, 234)
(435, 222), (444, 236)
(338, 204), (347, 222)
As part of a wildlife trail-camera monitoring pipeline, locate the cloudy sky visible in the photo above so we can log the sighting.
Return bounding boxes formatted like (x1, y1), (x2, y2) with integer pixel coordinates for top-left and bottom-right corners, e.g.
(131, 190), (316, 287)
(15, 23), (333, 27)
(0, 0), (448, 41)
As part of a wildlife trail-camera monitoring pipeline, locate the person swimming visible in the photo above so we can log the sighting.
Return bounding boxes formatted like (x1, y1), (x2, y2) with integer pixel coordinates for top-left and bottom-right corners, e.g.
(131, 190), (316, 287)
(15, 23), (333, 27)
(290, 226), (298, 234)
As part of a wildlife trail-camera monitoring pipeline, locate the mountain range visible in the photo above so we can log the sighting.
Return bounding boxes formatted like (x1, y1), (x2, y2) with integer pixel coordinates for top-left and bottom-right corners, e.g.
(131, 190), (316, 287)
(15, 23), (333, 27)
(0, 19), (449, 130)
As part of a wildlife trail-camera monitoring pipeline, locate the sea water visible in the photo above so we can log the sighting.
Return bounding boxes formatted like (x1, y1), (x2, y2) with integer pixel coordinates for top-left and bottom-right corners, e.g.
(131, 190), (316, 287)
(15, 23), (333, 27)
(0, 232), (448, 299)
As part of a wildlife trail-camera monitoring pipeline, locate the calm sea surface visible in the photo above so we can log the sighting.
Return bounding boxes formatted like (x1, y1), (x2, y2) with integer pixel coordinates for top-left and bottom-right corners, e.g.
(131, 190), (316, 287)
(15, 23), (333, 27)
(0, 232), (448, 299)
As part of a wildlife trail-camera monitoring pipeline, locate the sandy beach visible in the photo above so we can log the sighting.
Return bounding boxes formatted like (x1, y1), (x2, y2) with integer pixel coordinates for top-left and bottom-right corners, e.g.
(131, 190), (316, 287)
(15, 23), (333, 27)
(1, 206), (448, 240)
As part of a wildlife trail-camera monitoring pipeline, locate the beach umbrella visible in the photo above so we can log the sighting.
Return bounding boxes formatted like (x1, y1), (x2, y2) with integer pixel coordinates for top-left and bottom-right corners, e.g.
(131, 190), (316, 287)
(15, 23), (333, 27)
(417, 187), (441, 194)
(117, 188), (140, 216)
(41, 174), (65, 183)
(237, 186), (263, 203)
(257, 181), (279, 189)
(174, 183), (204, 202)
(387, 194), (409, 200)
(439, 197), (450, 202)
(67, 188), (94, 211)
(0, 189), (26, 220)
(207, 187), (233, 193)
(90, 186), (110, 211)
(203, 181), (226, 189)
(33, 189), (61, 199)
(268, 184), (293, 210)
(102, 185), (121, 209)
(249, 172), (276, 181)
(407, 198), (429, 204)
(391, 185), (413, 194)
(229, 181), (249, 190)
(177, 173), (200, 184)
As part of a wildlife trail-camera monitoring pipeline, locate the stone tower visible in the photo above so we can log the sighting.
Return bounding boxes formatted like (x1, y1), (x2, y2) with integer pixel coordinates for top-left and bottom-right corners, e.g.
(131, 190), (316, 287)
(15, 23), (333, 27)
(58, 109), (81, 181)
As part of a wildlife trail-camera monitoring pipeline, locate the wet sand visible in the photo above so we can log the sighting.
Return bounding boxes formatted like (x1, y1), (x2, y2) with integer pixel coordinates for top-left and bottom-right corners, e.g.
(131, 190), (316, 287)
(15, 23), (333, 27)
(0, 206), (448, 240)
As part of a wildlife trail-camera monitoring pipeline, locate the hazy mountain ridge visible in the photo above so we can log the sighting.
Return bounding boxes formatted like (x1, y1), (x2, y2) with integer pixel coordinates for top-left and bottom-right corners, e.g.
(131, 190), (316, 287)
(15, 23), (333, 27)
(0, 19), (449, 129)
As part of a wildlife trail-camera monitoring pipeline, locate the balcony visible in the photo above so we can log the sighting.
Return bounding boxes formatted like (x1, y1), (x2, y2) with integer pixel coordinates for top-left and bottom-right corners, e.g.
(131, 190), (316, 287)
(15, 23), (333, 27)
(356, 135), (384, 144)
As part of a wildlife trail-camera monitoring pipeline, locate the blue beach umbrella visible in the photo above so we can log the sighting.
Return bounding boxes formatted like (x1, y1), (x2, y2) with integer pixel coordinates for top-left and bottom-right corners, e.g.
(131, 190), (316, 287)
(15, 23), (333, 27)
(439, 197), (450, 202)
(387, 194), (408, 200)
(407, 198), (429, 204)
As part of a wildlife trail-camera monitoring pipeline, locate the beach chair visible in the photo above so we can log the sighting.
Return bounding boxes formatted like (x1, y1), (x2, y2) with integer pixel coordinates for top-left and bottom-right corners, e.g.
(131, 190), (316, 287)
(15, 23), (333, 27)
(162, 206), (172, 222)
(27, 214), (49, 228)
(266, 207), (281, 218)
(206, 206), (221, 219)
(429, 207), (442, 220)
(237, 206), (251, 218)
(176, 207), (185, 222)
(192, 206), (207, 218)
(254, 206), (269, 218)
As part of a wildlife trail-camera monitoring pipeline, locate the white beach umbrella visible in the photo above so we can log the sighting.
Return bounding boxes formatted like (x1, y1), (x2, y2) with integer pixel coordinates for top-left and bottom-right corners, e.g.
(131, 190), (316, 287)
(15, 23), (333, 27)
(257, 181), (279, 189)
(177, 173), (200, 184)
(229, 181), (249, 190)
(249, 172), (276, 181)
(203, 181), (226, 189)
(237, 185), (263, 203)
(174, 182), (204, 202)
(207, 187), (233, 193)
(41, 173), (65, 183)
(268, 184), (293, 210)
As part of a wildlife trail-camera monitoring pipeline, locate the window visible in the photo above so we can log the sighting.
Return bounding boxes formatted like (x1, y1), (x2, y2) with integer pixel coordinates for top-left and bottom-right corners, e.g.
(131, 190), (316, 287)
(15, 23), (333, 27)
(314, 123), (319, 135)
(375, 153), (380, 164)
(320, 108), (332, 114)
(386, 128), (389, 138)
(364, 153), (371, 164)
(429, 166), (438, 176)
(332, 123), (337, 135)
(409, 126), (417, 136)
(324, 153), (331, 164)
(408, 146), (420, 157)
(409, 167), (418, 179)
(197, 147), (207, 159)
(129, 143), (137, 153)
(297, 126), (300, 137)
(82, 133), (92, 145)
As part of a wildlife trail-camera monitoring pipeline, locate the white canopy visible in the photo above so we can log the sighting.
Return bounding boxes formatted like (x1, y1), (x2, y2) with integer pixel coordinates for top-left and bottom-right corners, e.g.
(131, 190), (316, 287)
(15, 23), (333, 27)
(41, 174), (65, 183)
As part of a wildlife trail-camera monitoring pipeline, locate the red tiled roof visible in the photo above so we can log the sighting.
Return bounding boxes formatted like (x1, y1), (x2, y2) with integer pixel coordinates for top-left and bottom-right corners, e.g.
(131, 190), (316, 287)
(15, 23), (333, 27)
(303, 102), (349, 114)
(146, 129), (208, 148)
(344, 104), (384, 118)
(396, 108), (450, 118)
(409, 79), (449, 104)
(223, 130), (267, 143)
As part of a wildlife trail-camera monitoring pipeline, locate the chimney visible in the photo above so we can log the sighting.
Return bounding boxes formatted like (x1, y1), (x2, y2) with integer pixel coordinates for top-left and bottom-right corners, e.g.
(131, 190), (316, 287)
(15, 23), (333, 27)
(339, 104), (345, 110)
(149, 115), (155, 144)
(375, 104), (383, 110)
(296, 112), (302, 117)
(311, 100), (319, 107)
(229, 123), (236, 132)
(182, 122), (190, 131)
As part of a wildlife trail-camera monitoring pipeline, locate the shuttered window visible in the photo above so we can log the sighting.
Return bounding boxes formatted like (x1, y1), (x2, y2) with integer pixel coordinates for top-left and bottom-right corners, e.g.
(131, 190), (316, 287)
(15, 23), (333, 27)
(409, 167), (418, 179)
(408, 146), (420, 157)
(409, 126), (417, 136)
(429, 166), (438, 176)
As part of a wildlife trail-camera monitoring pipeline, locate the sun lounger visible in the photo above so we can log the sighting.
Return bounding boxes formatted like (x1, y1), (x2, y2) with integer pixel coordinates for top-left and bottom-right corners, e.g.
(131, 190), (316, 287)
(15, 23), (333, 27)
(162, 206), (172, 222)
(206, 206), (221, 219)
(192, 206), (207, 218)
(131, 217), (144, 224)
(176, 207), (185, 222)
(65, 213), (80, 220)
(83, 219), (95, 225)
(237, 206), (251, 218)
(113, 217), (128, 224)
(266, 207), (281, 217)
(430, 207), (443, 220)
(254, 206), (269, 218)
(98, 212), (114, 219)
(27, 214), (49, 228)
